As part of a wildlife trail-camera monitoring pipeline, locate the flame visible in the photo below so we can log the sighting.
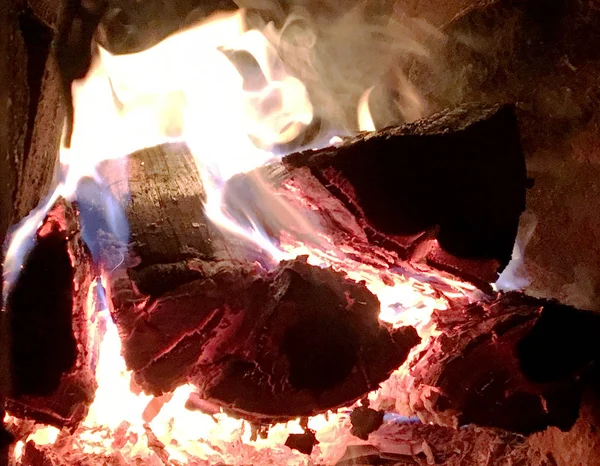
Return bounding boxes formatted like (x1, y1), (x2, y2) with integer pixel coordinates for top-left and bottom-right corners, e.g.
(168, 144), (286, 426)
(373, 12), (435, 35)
(357, 86), (376, 131)
(1, 7), (483, 466)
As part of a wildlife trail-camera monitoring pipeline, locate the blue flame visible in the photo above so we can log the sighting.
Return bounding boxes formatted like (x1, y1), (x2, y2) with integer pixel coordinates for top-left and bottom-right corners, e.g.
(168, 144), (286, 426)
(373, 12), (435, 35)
(75, 176), (130, 262)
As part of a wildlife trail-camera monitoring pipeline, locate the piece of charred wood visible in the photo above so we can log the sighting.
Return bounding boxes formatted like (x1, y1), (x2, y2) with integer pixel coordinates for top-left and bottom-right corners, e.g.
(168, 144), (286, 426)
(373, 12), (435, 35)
(350, 405), (385, 440)
(20, 442), (54, 466)
(409, 292), (600, 435)
(284, 430), (318, 455)
(98, 143), (419, 422)
(241, 103), (527, 287)
(5, 199), (96, 428)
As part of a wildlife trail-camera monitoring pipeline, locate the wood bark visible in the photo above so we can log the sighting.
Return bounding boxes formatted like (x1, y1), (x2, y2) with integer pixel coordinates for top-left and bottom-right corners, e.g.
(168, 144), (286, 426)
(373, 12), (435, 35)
(98, 143), (420, 421)
(408, 292), (600, 435)
(4, 199), (96, 428)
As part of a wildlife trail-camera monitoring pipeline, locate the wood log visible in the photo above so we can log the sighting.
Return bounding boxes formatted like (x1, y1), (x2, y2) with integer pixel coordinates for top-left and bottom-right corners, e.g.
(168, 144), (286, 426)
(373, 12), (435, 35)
(4, 199), (96, 428)
(247, 103), (526, 287)
(98, 143), (419, 421)
(408, 292), (600, 435)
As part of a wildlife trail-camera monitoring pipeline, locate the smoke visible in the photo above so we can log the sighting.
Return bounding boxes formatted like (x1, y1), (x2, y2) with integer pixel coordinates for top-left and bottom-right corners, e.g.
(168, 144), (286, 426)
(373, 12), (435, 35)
(244, 1), (444, 134)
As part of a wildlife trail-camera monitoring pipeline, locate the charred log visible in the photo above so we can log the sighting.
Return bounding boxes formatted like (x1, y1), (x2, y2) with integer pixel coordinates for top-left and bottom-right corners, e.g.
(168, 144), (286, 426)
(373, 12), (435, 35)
(96, 104), (526, 420)
(99, 143), (419, 421)
(409, 292), (600, 435)
(1, 2), (70, 449)
(245, 103), (526, 286)
(5, 200), (96, 428)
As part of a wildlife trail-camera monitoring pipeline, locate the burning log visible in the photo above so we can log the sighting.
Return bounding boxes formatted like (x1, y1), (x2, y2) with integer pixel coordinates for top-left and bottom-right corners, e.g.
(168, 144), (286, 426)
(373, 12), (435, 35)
(260, 103), (526, 287)
(409, 292), (600, 434)
(98, 143), (419, 421)
(4, 200), (96, 428)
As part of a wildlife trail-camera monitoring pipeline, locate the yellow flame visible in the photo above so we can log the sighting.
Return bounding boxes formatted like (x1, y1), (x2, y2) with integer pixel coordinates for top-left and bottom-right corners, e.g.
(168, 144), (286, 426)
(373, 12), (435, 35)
(357, 86), (376, 131)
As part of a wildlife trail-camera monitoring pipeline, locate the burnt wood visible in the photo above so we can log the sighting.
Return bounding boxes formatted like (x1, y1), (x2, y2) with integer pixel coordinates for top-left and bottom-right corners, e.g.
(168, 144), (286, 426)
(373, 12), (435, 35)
(5, 199), (96, 428)
(409, 292), (600, 435)
(255, 103), (526, 286)
(99, 143), (419, 421)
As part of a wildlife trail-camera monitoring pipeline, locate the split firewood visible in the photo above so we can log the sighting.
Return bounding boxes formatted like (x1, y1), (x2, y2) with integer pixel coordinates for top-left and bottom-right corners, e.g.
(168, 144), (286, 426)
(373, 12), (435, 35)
(5, 200), (96, 428)
(409, 292), (600, 434)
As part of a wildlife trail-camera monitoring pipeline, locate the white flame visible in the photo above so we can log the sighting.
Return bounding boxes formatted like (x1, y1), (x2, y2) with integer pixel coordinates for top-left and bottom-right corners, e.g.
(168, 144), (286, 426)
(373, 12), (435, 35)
(495, 212), (537, 291)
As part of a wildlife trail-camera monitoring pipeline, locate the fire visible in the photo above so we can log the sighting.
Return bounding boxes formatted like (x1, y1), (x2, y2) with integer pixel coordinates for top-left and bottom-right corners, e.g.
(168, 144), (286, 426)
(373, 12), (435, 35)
(2, 7), (480, 466)
(357, 86), (376, 131)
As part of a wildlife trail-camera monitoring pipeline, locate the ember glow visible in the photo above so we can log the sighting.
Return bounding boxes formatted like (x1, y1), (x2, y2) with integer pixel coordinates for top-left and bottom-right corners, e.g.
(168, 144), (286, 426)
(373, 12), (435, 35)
(3, 8), (480, 466)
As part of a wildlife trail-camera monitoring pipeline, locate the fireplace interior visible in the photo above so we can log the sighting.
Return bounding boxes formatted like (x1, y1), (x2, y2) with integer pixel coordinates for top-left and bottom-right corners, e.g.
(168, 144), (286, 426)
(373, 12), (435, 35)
(1, 0), (600, 465)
